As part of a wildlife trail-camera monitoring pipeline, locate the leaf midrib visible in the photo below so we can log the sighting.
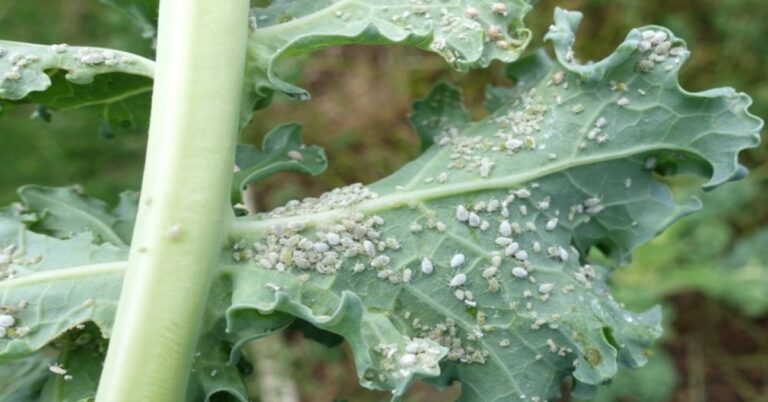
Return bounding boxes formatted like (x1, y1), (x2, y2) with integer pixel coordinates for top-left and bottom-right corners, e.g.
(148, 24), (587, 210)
(229, 142), (675, 237)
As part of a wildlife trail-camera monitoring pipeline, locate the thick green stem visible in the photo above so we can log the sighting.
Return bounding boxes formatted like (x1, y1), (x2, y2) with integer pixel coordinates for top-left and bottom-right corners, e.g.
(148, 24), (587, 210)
(96, 1), (249, 400)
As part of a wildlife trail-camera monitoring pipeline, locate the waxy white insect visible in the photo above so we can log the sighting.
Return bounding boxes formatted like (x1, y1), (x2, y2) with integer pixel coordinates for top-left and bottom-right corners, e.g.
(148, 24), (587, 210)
(399, 353), (418, 367)
(538, 283), (555, 294)
(491, 2), (508, 15)
(449, 273), (467, 288)
(511, 266), (528, 278)
(468, 212), (481, 227)
(456, 205), (469, 222)
(504, 242), (520, 256)
(326, 232), (341, 245)
(499, 220), (512, 237)
(0, 314), (14, 328)
(465, 6), (480, 19)
(450, 253), (466, 269)
(545, 217), (558, 231)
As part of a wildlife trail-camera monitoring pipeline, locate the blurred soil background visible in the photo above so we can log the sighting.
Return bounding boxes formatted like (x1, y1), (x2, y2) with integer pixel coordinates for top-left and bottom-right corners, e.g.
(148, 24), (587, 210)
(0, 0), (766, 401)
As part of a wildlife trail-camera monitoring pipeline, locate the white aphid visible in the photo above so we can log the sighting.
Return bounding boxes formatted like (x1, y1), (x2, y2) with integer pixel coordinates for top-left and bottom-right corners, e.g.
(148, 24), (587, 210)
(617, 97), (630, 107)
(421, 257), (434, 274)
(49, 364), (67, 376)
(504, 242), (520, 256)
(449, 273), (467, 288)
(326, 232), (341, 245)
(506, 138), (523, 151)
(287, 150), (303, 161)
(492, 2), (508, 15)
(400, 353), (418, 367)
(538, 283), (555, 294)
(495, 237), (513, 247)
(595, 117), (608, 128)
(511, 267), (528, 278)
(465, 6), (480, 18)
(584, 197), (602, 207)
(402, 268), (413, 283)
(363, 240), (376, 257)
(545, 217), (558, 231)
(450, 253), (466, 269)
(468, 212), (481, 227)
(456, 205), (469, 222)
(514, 250), (529, 261)
(499, 220), (512, 237)
(0, 315), (13, 328)
(165, 224), (183, 241)
(313, 242), (330, 253)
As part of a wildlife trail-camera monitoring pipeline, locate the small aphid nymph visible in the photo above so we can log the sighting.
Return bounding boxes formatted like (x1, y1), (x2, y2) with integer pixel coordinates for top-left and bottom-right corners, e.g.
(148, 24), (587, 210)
(456, 205), (469, 222)
(449, 273), (467, 288)
(421, 257), (434, 274)
(450, 253), (466, 269)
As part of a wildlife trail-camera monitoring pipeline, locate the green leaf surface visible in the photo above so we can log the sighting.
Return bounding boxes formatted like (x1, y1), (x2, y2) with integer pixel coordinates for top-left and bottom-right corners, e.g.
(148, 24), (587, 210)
(18, 186), (137, 248)
(98, 0), (159, 43)
(234, 123), (327, 195)
(245, 0), (533, 112)
(0, 41), (154, 134)
(0, 8), (762, 401)
(225, 8), (761, 401)
(409, 82), (471, 152)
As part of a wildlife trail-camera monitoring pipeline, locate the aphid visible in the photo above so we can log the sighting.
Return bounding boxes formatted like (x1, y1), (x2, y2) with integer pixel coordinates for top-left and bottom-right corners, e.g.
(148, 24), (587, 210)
(584, 196), (602, 207)
(486, 25), (502, 40)
(399, 353), (418, 367)
(371, 255), (390, 268)
(363, 240), (376, 257)
(313, 242), (330, 253)
(637, 40), (652, 52)
(479, 220), (490, 231)
(287, 150), (303, 161)
(505, 138), (523, 151)
(402, 268), (413, 283)
(495, 40), (509, 50)
(545, 217), (558, 231)
(551, 71), (565, 85)
(498, 221), (512, 238)
(491, 2), (508, 15)
(165, 224), (184, 241)
(570, 104), (585, 114)
(49, 364), (67, 376)
(326, 232), (341, 245)
(617, 97), (630, 107)
(511, 266), (528, 278)
(468, 212), (481, 227)
(515, 188), (531, 198)
(3, 70), (21, 81)
(538, 283), (554, 294)
(465, 6), (480, 19)
(353, 263), (366, 273)
(595, 117), (608, 128)
(449, 273), (467, 288)
(482, 266), (498, 279)
(495, 237), (513, 247)
(0, 314), (13, 328)
(514, 250), (528, 261)
(450, 253), (466, 269)
(456, 205), (469, 222)
(421, 257), (434, 274)
(504, 242), (520, 256)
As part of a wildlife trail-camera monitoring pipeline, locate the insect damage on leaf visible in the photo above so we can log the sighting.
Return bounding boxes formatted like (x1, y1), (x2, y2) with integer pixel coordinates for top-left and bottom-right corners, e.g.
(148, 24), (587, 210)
(226, 7), (761, 401)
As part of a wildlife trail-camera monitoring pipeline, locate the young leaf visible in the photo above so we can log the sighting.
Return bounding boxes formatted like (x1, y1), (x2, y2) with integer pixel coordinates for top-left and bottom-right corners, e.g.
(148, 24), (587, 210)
(234, 123), (328, 194)
(0, 41), (154, 134)
(225, 8), (761, 400)
(245, 0), (533, 112)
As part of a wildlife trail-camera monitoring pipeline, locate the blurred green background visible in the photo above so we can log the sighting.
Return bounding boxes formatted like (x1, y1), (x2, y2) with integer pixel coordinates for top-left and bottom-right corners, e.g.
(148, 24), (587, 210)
(0, 0), (766, 401)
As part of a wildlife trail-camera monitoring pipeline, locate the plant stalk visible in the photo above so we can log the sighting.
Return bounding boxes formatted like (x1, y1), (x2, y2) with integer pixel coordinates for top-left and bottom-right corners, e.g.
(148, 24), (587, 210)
(96, 0), (249, 400)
